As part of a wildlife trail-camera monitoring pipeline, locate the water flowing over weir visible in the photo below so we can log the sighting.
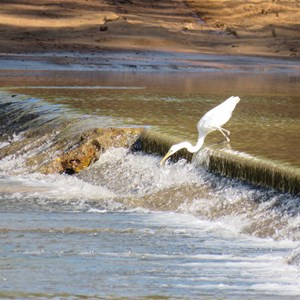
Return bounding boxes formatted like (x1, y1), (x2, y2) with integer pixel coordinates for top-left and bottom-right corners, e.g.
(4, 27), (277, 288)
(1, 89), (300, 298)
(1, 90), (300, 236)
(136, 131), (300, 196)
(1, 90), (299, 194)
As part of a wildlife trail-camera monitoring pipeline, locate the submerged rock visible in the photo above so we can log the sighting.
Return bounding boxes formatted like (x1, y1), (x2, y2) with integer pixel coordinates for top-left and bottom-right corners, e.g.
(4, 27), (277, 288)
(39, 127), (143, 175)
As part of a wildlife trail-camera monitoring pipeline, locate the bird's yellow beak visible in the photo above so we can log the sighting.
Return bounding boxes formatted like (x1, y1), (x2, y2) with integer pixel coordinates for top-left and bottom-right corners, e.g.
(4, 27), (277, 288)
(160, 150), (172, 165)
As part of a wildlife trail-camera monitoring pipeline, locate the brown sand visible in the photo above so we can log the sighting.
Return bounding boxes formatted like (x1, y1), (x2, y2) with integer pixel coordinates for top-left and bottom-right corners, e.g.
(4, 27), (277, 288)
(0, 0), (299, 57)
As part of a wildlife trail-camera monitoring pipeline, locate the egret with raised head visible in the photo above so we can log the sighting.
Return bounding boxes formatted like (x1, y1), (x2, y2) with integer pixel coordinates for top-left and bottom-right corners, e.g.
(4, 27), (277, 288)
(160, 96), (240, 165)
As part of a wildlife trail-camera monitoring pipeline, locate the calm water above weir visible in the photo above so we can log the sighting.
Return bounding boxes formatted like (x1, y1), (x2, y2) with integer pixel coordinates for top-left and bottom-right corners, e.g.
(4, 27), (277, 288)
(4, 70), (300, 167)
(1, 68), (300, 299)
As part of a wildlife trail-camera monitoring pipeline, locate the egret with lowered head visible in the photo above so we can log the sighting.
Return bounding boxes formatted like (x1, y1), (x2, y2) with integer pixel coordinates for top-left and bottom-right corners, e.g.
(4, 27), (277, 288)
(160, 96), (240, 165)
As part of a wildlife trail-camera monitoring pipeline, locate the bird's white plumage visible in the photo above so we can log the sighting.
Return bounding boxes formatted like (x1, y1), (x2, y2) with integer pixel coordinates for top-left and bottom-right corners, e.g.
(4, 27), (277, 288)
(197, 96), (240, 135)
(160, 96), (240, 165)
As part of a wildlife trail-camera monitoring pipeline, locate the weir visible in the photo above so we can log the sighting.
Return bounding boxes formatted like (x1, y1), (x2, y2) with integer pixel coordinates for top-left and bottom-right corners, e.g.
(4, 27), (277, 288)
(1, 91), (299, 196)
(137, 131), (300, 196)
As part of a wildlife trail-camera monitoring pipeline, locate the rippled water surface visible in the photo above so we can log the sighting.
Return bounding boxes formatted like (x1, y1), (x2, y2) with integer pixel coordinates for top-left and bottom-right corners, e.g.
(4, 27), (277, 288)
(1, 208), (300, 299)
(4, 70), (300, 167)
(1, 69), (300, 299)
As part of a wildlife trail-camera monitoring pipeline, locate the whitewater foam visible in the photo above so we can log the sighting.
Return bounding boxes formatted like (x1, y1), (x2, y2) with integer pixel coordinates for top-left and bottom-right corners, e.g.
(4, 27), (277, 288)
(79, 148), (203, 197)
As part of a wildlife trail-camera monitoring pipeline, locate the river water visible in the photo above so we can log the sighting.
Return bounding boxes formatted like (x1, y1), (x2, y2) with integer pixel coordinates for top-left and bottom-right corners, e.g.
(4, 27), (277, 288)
(1, 67), (300, 299)
(3, 69), (300, 167)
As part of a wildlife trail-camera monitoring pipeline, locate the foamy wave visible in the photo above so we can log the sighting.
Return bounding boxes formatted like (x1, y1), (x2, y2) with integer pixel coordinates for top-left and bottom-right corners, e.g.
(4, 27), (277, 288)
(1, 173), (115, 200)
(80, 148), (203, 197)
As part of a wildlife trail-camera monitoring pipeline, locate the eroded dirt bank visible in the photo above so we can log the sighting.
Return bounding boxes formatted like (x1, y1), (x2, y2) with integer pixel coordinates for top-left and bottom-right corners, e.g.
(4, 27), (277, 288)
(0, 0), (299, 58)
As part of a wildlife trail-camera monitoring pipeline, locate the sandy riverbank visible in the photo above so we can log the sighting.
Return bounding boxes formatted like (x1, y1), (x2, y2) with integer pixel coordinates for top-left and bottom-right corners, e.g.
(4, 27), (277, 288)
(0, 0), (299, 58)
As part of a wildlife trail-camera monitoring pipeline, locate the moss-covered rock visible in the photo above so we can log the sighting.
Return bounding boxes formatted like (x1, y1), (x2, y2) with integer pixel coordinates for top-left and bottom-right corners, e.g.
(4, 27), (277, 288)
(39, 127), (143, 174)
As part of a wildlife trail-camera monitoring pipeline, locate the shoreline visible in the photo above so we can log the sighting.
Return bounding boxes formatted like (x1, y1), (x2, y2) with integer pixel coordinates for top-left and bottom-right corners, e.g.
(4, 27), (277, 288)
(0, 50), (300, 73)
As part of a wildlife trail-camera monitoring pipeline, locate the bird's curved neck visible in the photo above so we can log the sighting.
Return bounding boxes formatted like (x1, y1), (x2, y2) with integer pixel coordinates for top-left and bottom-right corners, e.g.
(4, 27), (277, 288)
(186, 134), (205, 153)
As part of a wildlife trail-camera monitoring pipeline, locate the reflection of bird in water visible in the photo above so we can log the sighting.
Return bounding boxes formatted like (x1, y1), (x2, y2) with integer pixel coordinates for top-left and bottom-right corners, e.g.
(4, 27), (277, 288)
(160, 96), (240, 165)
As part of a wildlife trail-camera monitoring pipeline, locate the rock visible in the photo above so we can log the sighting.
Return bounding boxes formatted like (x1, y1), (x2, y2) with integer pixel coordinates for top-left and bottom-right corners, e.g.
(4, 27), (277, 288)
(103, 14), (119, 24)
(183, 23), (194, 31)
(99, 25), (108, 32)
(39, 127), (143, 174)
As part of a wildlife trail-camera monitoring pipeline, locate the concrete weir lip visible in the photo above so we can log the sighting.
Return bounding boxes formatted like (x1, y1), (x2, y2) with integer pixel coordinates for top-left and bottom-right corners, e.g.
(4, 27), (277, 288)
(18, 125), (300, 196)
(136, 130), (300, 196)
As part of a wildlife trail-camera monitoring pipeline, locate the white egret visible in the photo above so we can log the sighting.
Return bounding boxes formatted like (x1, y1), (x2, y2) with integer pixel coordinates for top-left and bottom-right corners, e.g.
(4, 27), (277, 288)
(160, 96), (240, 165)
